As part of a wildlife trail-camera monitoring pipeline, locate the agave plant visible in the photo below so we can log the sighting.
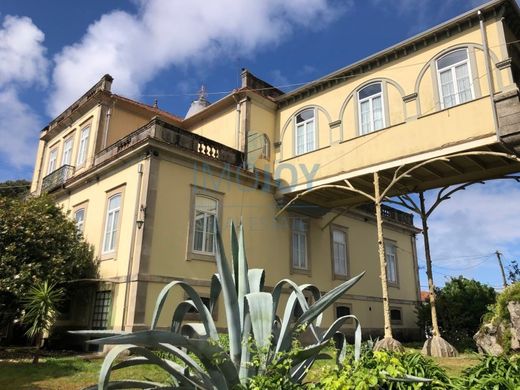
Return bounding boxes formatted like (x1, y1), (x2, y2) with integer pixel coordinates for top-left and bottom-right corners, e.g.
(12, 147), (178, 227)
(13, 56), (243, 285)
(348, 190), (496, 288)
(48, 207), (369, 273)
(75, 222), (366, 389)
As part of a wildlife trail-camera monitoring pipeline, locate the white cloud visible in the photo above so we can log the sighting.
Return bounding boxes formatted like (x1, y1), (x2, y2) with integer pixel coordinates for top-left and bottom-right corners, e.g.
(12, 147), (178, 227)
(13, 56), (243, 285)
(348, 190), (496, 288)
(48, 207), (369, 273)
(0, 88), (41, 167)
(48, 0), (346, 116)
(0, 15), (47, 169)
(0, 15), (48, 87)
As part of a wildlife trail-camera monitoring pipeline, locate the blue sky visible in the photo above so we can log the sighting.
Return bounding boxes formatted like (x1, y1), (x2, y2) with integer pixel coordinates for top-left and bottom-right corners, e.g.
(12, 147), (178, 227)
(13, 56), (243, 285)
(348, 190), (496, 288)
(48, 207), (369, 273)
(1, 0), (519, 290)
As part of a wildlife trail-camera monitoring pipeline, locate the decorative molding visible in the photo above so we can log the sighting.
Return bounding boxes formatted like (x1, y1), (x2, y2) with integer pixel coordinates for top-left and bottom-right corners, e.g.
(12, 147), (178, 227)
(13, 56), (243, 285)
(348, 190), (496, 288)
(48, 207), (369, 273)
(329, 120), (342, 129)
(402, 92), (418, 103)
(274, 141), (282, 148)
(496, 57), (512, 70)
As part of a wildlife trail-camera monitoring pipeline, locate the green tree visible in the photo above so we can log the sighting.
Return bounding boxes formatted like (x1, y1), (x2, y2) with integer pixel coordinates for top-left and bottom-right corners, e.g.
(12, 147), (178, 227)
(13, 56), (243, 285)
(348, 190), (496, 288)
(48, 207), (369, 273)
(0, 179), (30, 199)
(22, 281), (64, 363)
(507, 259), (520, 283)
(0, 194), (97, 329)
(418, 276), (496, 350)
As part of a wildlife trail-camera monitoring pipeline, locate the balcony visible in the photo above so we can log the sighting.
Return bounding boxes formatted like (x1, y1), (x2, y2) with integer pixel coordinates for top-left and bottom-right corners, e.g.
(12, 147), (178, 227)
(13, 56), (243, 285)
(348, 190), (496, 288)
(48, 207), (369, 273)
(357, 204), (414, 227)
(94, 117), (244, 167)
(41, 165), (75, 193)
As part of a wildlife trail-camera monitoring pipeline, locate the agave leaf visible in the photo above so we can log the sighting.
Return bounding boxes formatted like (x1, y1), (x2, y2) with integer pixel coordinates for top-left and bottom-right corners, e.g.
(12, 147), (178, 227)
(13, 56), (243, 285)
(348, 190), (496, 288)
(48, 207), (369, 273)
(150, 281), (218, 341)
(180, 322), (207, 338)
(83, 379), (171, 389)
(239, 312), (253, 382)
(320, 315), (361, 362)
(288, 340), (331, 382)
(244, 292), (273, 352)
(296, 272), (365, 327)
(90, 330), (239, 389)
(230, 220), (239, 294)
(69, 330), (128, 338)
(332, 332), (347, 366)
(215, 223), (241, 367)
(237, 223), (250, 333)
(209, 274), (222, 314)
(247, 269), (265, 293)
(170, 300), (217, 340)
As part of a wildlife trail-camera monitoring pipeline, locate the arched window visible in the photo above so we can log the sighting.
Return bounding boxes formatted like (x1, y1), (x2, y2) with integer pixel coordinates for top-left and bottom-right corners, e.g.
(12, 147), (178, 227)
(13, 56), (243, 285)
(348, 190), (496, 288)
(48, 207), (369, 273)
(358, 83), (385, 135)
(436, 49), (474, 108)
(294, 108), (315, 155)
(193, 195), (218, 254)
(102, 193), (121, 253)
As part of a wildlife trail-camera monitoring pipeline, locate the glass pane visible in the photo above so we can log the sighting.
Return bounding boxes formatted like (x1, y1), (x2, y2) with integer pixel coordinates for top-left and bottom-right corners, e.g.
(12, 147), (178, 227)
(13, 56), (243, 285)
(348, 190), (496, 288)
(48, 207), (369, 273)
(195, 196), (217, 213)
(296, 124), (305, 154)
(440, 69), (455, 108)
(360, 100), (371, 134)
(193, 230), (203, 251)
(305, 120), (315, 152)
(75, 209), (84, 223)
(455, 63), (471, 103)
(372, 96), (383, 130)
(296, 109), (314, 123)
(108, 194), (121, 211)
(358, 83), (381, 100)
(437, 49), (467, 69)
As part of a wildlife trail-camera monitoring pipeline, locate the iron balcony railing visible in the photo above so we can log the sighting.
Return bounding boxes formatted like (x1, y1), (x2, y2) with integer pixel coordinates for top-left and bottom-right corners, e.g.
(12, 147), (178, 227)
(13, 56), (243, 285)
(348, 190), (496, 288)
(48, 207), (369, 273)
(358, 203), (414, 226)
(41, 165), (75, 193)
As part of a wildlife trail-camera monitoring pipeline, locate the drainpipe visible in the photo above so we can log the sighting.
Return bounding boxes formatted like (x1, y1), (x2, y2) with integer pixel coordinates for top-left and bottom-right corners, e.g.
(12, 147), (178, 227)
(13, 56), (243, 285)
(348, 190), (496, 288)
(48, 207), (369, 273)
(479, 9), (500, 134)
(121, 157), (146, 331)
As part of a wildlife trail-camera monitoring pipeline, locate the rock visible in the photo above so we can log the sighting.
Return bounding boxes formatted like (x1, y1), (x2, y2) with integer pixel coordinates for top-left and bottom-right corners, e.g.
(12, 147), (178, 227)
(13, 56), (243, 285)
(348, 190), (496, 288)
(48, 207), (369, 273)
(508, 301), (520, 351)
(421, 336), (458, 357)
(474, 322), (505, 356)
(373, 337), (405, 352)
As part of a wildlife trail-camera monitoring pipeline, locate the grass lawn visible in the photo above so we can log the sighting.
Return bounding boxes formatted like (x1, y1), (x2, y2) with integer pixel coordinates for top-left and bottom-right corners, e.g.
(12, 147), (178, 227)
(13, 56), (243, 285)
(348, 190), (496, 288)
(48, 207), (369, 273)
(0, 348), (482, 389)
(0, 356), (170, 390)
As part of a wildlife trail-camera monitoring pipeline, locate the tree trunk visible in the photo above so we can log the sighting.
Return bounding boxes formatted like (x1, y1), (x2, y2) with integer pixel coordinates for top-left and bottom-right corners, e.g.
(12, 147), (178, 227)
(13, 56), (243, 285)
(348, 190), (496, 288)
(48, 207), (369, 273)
(374, 172), (392, 339)
(419, 192), (440, 337)
(32, 332), (43, 364)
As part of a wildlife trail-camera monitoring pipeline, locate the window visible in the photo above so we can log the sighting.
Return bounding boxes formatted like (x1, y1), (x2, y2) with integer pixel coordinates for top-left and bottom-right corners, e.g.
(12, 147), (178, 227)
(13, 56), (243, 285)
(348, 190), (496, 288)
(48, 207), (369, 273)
(358, 83), (385, 135)
(335, 305), (351, 319)
(92, 290), (111, 329)
(192, 196), (218, 255)
(77, 126), (90, 166)
(295, 109), (315, 155)
(331, 227), (348, 278)
(74, 208), (85, 233)
(436, 49), (474, 109)
(385, 241), (398, 285)
(390, 308), (402, 324)
(102, 193), (121, 254)
(291, 217), (309, 271)
(47, 148), (58, 174)
(62, 136), (74, 166)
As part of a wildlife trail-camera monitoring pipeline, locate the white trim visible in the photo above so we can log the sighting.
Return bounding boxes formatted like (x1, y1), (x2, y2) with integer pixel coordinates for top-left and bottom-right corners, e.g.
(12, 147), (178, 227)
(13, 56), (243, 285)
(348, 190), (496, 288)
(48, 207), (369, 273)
(294, 108), (316, 155)
(76, 126), (90, 167)
(102, 193), (121, 254)
(62, 136), (74, 166)
(47, 148), (58, 174)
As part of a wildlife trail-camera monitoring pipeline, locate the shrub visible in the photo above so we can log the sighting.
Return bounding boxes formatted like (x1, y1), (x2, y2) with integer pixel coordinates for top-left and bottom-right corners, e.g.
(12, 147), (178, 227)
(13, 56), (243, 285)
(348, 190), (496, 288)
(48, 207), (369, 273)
(454, 354), (520, 389)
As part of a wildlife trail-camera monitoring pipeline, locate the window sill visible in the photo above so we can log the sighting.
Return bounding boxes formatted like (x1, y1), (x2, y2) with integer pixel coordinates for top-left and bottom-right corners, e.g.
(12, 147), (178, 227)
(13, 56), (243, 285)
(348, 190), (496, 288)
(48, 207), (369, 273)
(290, 267), (311, 276)
(187, 252), (216, 262)
(280, 145), (331, 163)
(333, 274), (350, 281)
(388, 282), (400, 289)
(100, 251), (117, 261)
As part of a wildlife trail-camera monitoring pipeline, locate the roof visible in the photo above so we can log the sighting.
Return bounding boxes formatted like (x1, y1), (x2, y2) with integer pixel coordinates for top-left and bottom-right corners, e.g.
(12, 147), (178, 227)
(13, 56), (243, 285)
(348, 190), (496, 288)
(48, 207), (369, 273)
(112, 93), (184, 124)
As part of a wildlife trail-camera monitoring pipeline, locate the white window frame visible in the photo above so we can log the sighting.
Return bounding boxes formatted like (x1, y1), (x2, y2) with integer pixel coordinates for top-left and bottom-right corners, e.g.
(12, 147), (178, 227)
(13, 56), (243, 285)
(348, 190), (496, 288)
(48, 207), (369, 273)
(102, 193), (122, 254)
(331, 226), (349, 278)
(76, 126), (90, 167)
(291, 217), (309, 272)
(357, 83), (385, 135)
(385, 241), (398, 285)
(294, 108), (316, 155)
(47, 148), (58, 174)
(74, 208), (85, 233)
(192, 195), (218, 255)
(62, 136), (74, 166)
(436, 48), (475, 109)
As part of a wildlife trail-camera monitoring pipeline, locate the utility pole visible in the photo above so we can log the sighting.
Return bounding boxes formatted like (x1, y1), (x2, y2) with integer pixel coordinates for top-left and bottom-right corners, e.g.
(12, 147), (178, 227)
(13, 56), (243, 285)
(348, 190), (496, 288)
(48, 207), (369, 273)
(495, 250), (508, 289)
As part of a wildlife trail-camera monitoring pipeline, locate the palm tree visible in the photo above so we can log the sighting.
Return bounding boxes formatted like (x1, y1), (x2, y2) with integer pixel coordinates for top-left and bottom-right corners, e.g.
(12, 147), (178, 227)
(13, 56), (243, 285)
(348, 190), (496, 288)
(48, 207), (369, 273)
(22, 281), (63, 363)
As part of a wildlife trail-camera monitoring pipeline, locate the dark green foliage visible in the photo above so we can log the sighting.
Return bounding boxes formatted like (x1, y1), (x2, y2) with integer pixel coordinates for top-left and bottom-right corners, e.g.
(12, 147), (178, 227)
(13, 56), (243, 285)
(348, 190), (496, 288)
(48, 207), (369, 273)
(417, 277), (496, 350)
(0, 194), (97, 327)
(507, 260), (520, 283)
(0, 179), (30, 199)
(454, 354), (520, 389)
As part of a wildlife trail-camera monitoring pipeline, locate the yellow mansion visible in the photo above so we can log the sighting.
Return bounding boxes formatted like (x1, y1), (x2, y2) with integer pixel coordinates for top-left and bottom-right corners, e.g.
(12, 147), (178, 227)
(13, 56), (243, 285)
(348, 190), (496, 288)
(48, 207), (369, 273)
(30, 0), (520, 342)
